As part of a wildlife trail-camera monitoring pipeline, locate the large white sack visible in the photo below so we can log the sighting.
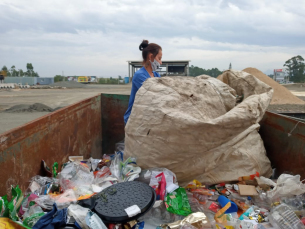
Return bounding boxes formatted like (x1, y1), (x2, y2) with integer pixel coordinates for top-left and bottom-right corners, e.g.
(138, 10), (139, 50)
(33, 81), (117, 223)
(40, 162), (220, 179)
(125, 70), (273, 185)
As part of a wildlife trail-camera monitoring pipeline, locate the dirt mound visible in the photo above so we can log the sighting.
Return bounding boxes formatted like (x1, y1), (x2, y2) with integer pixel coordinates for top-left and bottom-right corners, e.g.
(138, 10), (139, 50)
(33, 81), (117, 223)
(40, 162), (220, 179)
(243, 68), (305, 105)
(50, 81), (87, 89)
(3, 103), (54, 113)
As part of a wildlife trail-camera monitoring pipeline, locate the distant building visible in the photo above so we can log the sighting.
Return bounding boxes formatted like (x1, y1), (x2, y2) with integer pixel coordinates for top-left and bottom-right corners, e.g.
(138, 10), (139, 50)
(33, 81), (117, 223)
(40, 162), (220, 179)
(273, 69), (285, 83)
(127, 60), (191, 80)
(4, 77), (54, 85)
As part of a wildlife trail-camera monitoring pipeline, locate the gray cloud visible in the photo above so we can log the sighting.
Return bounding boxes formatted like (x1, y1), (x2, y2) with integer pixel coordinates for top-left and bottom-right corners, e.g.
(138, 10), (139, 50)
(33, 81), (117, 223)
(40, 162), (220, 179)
(0, 0), (304, 77)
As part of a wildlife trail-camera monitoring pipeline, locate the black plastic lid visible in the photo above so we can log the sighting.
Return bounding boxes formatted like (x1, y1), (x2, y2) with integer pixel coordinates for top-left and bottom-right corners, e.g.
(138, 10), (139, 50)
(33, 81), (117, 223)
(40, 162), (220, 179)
(94, 181), (156, 223)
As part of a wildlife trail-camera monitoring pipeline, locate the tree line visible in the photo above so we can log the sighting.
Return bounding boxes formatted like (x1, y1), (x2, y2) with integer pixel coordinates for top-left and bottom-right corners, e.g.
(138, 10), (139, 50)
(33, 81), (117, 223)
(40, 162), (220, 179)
(284, 55), (305, 82)
(1, 63), (39, 77)
(189, 65), (222, 77)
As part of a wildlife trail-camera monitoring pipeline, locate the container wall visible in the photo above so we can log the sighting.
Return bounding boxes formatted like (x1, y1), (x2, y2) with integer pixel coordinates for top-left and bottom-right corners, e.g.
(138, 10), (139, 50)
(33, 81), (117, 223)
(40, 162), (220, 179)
(260, 112), (305, 178)
(0, 95), (102, 196)
(4, 77), (37, 85)
(100, 94), (129, 155)
(36, 77), (54, 85)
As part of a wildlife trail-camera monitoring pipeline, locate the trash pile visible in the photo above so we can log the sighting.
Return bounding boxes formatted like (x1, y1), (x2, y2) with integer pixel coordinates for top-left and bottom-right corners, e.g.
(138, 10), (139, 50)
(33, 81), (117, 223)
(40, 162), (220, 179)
(1, 143), (305, 229)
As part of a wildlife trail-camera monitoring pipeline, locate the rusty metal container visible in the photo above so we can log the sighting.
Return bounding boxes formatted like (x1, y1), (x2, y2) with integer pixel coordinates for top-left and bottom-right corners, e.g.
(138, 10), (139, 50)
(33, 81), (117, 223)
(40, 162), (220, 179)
(0, 93), (304, 196)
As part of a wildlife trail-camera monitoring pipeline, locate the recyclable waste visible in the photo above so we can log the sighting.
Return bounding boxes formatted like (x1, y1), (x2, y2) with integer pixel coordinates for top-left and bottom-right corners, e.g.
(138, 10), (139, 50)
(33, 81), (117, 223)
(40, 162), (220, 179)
(0, 142), (305, 229)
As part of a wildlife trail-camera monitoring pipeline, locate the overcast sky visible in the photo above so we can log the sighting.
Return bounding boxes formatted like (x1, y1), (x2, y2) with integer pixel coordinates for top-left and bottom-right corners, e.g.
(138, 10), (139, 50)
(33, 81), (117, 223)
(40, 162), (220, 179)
(1, 0), (305, 77)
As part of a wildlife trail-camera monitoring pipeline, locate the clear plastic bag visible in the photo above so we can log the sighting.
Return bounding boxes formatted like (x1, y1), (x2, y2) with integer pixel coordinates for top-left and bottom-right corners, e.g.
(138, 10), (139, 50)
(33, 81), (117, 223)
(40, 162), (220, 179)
(139, 200), (183, 226)
(93, 167), (111, 185)
(110, 152), (123, 181)
(68, 204), (90, 229)
(27, 176), (56, 196)
(58, 162), (94, 192)
(115, 140), (125, 154)
(54, 189), (77, 209)
(22, 205), (45, 227)
(34, 195), (55, 210)
(260, 174), (305, 200)
(137, 168), (178, 186)
(88, 157), (102, 171)
(269, 203), (305, 229)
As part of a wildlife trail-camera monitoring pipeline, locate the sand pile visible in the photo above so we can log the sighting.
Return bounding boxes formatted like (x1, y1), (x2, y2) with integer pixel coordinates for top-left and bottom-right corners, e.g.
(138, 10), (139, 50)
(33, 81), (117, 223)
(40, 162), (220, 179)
(243, 68), (305, 105)
(49, 81), (87, 89)
(3, 103), (54, 113)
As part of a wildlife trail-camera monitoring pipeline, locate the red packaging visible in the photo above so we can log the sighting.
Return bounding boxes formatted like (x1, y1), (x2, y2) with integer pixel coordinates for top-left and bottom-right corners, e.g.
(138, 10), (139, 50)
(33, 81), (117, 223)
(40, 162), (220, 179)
(155, 172), (166, 201)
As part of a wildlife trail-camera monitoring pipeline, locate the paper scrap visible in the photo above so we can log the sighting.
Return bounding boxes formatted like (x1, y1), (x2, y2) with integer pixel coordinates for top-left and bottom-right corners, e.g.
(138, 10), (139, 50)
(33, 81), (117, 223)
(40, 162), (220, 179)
(166, 183), (179, 193)
(124, 205), (141, 217)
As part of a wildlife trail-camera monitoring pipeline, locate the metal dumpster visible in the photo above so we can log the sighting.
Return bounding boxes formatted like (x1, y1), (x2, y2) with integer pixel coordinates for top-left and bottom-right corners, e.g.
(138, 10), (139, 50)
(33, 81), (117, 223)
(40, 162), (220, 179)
(0, 93), (304, 196)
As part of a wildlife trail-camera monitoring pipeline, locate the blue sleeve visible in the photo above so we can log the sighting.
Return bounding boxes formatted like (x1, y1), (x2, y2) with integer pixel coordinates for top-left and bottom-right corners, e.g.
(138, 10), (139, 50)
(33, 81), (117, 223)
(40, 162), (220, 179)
(124, 73), (148, 124)
(133, 73), (148, 90)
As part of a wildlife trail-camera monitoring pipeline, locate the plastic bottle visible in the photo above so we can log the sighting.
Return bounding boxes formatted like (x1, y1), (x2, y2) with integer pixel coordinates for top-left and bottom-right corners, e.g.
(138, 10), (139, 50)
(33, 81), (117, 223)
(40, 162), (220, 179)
(246, 196), (252, 206)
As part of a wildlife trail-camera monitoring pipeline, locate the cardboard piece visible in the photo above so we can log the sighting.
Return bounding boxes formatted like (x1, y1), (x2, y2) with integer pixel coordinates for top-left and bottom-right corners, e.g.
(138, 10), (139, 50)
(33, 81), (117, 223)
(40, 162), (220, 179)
(238, 184), (258, 196)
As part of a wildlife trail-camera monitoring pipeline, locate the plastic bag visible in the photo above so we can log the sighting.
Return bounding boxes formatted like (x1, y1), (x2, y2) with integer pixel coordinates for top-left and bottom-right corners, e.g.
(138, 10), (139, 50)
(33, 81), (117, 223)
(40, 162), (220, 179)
(186, 192), (205, 213)
(260, 174), (305, 199)
(54, 189), (77, 209)
(34, 195), (55, 210)
(59, 162), (94, 192)
(85, 210), (107, 229)
(165, 187), (192, 216)
(88, 157), (102, 171)
(110, 152), (123, 181)
(27, 176), (55, 196)
(8, 185), (23, 221)
(73, 185), (94, 199)
(115, 140), (125, 155)
(58, 162), (79, 190)
(139, 200), (183, 226)
(0, 195), (9, 217)
(269, 203), (305, 229)
(68, 204), (90, 229)
(22, 205), (44, 227)
(121, 157), (141, 182)
(93, 167), (111, 184)
(19, 194), (38, 217)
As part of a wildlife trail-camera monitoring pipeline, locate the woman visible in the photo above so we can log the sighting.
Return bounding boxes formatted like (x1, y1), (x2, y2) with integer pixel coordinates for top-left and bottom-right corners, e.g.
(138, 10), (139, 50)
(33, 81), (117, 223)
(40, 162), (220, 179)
(124, 40), (162, 124)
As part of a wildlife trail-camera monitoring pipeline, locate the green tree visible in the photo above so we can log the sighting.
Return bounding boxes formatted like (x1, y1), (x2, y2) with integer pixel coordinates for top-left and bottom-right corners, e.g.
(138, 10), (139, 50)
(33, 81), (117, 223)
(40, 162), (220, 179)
(18, 69), (24, 76)
(284, 55), (305, 82)
(189, 65), (222, 77)
(26, 63), (34, 76)
(1, 66), (8, 76)
(2, 65), (8, 72)
(229, 63), (232, 70)
(10, 65), (17, 76)
(54, 75), (64, 82)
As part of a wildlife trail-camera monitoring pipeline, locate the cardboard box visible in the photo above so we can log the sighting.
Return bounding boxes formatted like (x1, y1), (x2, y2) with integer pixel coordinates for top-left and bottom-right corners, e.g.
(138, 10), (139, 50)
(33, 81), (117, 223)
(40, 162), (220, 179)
(238, 184), (258, 196)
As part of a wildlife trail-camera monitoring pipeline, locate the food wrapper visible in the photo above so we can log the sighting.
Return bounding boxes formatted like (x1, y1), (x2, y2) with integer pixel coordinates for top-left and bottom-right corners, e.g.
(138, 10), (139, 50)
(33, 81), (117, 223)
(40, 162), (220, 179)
(214, 201), (231, 224)
(161, 212), (210, 229)
(0, 217), (31, 229)
(165, 187), (192, 216)
(185, 180), (204, 189)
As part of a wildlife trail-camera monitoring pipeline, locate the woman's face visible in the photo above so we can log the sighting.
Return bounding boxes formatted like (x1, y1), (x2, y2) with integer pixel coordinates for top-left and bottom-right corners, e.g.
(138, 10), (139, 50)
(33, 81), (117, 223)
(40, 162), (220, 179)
(148, 50), (163, 65)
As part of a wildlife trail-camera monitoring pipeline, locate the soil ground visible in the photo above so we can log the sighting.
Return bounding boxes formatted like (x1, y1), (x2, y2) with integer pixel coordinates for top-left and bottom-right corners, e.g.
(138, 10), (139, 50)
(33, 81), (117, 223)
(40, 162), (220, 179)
(0, 84), (131, 134)
(0, 82), (305, 135)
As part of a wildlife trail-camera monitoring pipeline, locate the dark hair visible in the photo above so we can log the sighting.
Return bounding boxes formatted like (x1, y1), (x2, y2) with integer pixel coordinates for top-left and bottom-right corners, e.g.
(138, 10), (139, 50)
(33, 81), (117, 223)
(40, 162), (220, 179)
(139, 40), (162, 63)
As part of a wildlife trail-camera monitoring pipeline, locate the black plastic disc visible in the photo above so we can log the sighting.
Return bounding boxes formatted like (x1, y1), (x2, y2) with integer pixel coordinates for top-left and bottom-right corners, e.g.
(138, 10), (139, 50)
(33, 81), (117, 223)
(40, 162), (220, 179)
(94, 181), (156, 223)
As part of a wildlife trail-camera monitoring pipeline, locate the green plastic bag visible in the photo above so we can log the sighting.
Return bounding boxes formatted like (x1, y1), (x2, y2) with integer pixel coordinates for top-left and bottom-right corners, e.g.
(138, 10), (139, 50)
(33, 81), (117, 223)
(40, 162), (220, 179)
(23, 212), (45, 227)
(8, 185), (23, 221)
(165, 187), (192, 216)
(0, 195), (9, 217)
